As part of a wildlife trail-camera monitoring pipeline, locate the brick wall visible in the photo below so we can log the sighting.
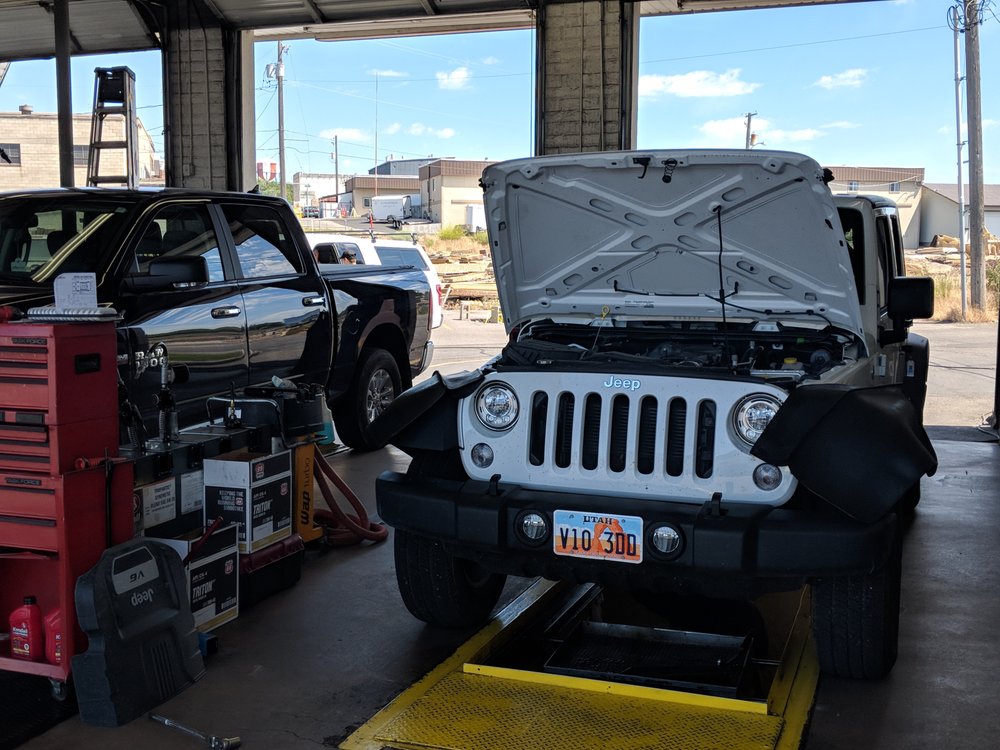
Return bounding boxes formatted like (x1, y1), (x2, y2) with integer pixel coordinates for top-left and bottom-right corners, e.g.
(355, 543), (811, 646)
(0, 112), (160, 189)
(539, 1), (637, 154)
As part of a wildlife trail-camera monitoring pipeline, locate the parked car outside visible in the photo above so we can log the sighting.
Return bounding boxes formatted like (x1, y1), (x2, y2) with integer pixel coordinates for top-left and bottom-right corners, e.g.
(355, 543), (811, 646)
(308, 232), (444, 329)
(301, 205), (320, 218)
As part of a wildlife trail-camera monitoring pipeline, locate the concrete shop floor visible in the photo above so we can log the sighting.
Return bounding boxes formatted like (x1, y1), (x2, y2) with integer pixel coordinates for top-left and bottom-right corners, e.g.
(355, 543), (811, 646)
(12, 433), (999, 750)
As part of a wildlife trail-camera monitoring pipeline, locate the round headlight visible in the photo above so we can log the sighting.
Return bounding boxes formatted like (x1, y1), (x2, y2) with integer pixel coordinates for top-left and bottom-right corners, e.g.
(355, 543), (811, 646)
(733, 394), (782, 446)
(475, 382), (519, 430)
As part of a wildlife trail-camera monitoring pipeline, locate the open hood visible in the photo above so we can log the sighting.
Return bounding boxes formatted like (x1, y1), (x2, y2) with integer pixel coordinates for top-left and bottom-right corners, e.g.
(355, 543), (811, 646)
(481, 150), (862, 337)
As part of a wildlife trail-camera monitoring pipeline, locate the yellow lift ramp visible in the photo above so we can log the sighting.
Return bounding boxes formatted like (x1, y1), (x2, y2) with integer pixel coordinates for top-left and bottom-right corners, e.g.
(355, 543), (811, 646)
(343, 580), (819, 750)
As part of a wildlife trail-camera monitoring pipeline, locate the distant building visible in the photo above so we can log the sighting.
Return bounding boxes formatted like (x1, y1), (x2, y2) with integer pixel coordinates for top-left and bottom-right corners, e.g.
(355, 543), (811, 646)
(344, 175), (420, 213)
(371, 157), (446, 176)
(0, 106), (162, 189)
(291, 171), (347, 209)
(419, 159), (494, 227)
(825, 166), (924, 249)
(922, 183), (1000, 244)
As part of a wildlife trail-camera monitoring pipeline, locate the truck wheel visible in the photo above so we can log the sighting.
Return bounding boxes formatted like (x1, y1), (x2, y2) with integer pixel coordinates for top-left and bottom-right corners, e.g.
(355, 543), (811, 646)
(333, 347), (401, 451)
(394, 529), (505, 627)
(811, 531), (901, 679)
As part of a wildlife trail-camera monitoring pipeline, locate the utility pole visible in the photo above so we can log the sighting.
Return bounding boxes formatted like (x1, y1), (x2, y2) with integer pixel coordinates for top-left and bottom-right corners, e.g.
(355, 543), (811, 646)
(964, 0), (986, 310)
(333, 135), (340, 211)
(277, 42), (287, 203)
(952, 4), (968, 320)
(373, 71), (379, 198)
(744, 112), (756, 150)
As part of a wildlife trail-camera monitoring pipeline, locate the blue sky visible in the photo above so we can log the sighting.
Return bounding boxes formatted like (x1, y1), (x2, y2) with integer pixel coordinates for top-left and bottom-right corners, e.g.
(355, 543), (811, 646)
(1, 0), (996, 184)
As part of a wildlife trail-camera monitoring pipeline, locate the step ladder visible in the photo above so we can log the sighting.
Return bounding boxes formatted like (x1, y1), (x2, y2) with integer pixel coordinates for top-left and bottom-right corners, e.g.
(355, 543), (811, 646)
(86, 67), (139, 189)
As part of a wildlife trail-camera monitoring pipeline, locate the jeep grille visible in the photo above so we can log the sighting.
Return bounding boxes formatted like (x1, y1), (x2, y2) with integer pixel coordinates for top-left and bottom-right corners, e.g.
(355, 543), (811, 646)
(528, 391), (718, 480)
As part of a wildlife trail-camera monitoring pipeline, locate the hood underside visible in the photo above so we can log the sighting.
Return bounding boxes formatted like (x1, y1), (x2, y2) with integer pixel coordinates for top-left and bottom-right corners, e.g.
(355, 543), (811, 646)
(481, 150), (863, 336)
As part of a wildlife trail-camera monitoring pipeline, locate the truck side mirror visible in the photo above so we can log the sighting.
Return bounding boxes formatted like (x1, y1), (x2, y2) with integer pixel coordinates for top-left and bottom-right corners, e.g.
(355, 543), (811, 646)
(313, 243), (337, 264)
(881, 276), (934, 346)
(124, 257), (209, 292)
(889, 276), (934, 320)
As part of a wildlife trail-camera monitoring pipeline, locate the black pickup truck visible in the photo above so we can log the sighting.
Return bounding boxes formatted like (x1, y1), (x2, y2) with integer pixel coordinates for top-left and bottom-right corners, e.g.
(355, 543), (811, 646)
(0, 188), (433, 450)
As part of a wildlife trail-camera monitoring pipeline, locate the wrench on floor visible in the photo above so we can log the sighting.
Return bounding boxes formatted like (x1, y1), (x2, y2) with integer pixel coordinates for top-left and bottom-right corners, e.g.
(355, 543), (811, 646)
(149, 713), (242, 749)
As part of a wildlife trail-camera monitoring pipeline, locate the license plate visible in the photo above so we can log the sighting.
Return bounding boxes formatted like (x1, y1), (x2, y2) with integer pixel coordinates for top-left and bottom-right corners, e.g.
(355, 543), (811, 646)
(553, 510), (643, 564)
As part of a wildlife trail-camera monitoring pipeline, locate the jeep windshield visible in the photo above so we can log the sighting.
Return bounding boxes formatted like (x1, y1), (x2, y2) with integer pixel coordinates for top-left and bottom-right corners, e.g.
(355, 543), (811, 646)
(0, 197), (132, 284)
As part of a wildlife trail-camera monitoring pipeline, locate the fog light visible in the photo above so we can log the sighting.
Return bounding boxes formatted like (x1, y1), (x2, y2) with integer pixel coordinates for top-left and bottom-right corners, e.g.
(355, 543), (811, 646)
(519, 512), (548, 543)
(471, 443), (494, 468)
(651, 525), (682, 556)
(753, 463), (783, 490)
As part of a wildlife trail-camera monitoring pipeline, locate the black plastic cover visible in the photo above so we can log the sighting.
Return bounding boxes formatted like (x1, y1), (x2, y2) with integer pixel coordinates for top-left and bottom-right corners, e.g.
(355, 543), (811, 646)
(368, 369), (484, 451)
(72, 539), (205, 727)
(751, 384), (937, 522)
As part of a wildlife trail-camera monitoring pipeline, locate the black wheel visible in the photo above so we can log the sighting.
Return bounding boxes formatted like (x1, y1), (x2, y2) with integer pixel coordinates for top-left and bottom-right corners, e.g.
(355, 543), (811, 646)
(49, 678), (70, 702)
(811, 530), (901, 679)
(393, 528), (506, 627)
(333, 347), (401, 451)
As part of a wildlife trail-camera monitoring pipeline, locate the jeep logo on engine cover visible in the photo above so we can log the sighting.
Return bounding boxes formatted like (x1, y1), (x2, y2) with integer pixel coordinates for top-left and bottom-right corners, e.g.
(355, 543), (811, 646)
(603, 376), (641, 391)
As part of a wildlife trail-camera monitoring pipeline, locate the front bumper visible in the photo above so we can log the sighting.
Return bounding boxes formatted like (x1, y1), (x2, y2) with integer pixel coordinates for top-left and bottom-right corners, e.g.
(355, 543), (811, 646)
(377, 472), (897, 597)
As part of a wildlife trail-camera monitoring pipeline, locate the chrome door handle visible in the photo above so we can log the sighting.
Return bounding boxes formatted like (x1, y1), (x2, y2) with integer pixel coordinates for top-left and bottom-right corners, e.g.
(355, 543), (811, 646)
(211, 306), (242, 318)
(302, 296), (326, 307)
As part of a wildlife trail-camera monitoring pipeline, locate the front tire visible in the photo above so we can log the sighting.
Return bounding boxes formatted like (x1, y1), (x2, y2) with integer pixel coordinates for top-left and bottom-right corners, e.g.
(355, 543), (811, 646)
(333, 347), (401, 451)
(394, 529), (506, 627)
(811, 529), (901, 679)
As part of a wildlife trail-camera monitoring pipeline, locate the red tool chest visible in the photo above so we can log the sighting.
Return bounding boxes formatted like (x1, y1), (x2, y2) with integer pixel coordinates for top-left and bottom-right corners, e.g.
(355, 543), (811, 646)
(0, 321), (131, 686)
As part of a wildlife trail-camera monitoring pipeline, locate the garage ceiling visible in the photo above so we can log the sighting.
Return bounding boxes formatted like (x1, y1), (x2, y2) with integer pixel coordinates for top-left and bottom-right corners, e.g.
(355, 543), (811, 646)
(0, 0), (866, 62)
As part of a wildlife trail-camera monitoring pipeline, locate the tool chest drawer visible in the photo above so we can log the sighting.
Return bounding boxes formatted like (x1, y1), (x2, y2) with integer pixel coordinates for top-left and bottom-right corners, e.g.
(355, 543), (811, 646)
(0, 411), (119, 475)
(0, 321), (117, 422)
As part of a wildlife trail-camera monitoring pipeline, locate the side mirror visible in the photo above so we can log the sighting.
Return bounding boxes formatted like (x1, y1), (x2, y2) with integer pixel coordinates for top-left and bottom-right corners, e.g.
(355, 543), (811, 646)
(124, 257), (209, 292)
(889, 276), (934, 320)
(313, 243), (338, 264)
(881, 276), (934, 346)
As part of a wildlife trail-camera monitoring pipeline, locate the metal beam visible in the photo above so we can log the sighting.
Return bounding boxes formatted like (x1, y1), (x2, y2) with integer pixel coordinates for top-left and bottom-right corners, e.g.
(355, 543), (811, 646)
(303, 0), (328, 24)
(53, 0), (74, 187)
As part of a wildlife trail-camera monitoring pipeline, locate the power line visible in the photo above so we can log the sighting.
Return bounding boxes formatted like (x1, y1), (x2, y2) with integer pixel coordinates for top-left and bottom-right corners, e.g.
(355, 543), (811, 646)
(642, 25), (942, 66)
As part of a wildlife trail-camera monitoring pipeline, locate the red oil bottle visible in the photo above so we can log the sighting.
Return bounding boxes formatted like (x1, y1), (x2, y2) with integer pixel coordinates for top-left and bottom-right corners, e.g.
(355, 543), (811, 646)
(44, 609), (62, 665)
(9, 596), (44, 661)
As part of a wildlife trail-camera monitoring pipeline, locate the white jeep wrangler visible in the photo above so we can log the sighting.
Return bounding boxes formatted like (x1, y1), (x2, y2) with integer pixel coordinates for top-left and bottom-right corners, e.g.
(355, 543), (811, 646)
(375, 150), (937, 680)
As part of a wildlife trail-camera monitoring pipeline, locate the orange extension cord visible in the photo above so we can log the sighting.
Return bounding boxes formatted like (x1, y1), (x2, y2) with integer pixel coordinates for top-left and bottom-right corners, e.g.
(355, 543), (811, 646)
(311, 444), (388, 546)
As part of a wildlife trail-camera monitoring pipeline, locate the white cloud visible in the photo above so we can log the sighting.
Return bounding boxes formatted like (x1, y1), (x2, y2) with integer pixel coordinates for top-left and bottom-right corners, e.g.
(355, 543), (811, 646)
(482, 56), (500, 65)
(814, 68), (867, 90)
(437, 67), (471, 90)
(698, 117), (824, 147)
(821, 120), (861, 130)
(768, 128), (823, 143)
(405, 122), (456, 139)
(368, 68), (407, 78)
(319, 128), (368, 142)
(639, 69), (761, 99)
(384, 123), (401, 135)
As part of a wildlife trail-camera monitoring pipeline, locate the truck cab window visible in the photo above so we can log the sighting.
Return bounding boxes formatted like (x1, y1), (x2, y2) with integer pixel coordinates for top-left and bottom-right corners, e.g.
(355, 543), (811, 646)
(837, 207), (865, 304)
(136, 204), (225, 282)
(222, 204), (301, 278)
(875, 215), (892, 312)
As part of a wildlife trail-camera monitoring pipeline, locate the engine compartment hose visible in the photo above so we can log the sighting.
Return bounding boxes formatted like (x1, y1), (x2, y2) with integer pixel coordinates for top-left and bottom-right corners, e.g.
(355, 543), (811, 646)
(312, 444), (388, 546)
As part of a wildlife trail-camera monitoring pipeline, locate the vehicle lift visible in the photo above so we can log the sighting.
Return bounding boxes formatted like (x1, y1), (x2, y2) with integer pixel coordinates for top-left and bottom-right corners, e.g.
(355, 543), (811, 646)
(342, 580), (819, 750)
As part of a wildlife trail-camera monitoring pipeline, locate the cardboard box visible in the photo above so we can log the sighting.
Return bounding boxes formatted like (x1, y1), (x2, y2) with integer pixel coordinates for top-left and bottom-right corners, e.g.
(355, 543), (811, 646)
(156, 523), (240, 632)
(203, 450), (292, 553)
(134, 470), (205, 538)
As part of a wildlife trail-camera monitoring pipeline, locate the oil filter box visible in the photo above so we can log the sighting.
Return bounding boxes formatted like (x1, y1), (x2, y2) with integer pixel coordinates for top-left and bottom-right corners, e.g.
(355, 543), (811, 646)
(155, 523), (240, 632)
(203, 450), (292, 554)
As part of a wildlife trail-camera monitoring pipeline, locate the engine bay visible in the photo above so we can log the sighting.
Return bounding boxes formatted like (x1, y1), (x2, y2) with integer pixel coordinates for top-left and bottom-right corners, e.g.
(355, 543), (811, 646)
(500, 319), (857, 381)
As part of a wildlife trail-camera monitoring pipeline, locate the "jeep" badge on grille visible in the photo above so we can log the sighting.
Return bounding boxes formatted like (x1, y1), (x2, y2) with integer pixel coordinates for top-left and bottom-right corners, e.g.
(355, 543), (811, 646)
(603, 376), (641, 391)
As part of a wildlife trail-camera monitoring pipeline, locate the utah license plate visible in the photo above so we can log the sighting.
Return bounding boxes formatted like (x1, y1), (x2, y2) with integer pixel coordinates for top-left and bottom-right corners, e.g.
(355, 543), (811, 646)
(553, 510), (643, 564)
